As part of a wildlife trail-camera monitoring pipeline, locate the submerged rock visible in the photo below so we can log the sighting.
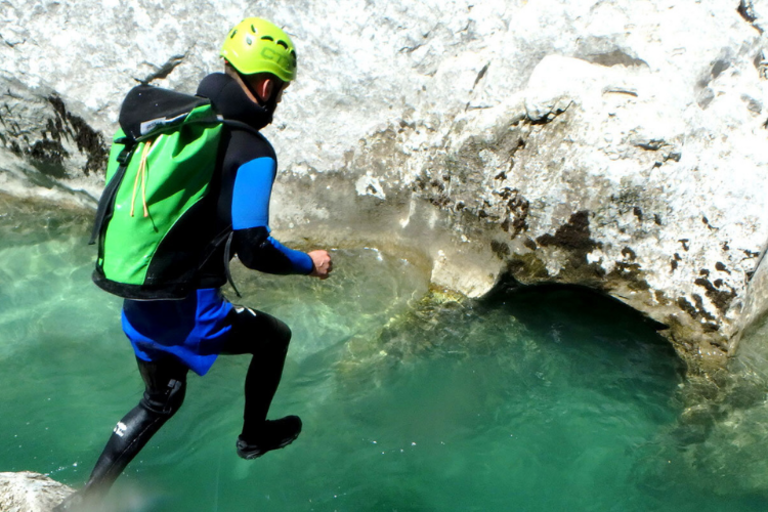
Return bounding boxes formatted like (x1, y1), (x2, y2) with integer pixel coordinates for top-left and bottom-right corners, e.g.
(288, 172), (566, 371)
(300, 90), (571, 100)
(0, 472), (72, 512)
(1, 0), (767, 376)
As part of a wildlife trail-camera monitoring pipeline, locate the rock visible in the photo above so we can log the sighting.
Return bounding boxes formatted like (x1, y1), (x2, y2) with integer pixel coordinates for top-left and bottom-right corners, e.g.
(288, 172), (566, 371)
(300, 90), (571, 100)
(0, 472), (73, 512)
(0, 0), (767, 375)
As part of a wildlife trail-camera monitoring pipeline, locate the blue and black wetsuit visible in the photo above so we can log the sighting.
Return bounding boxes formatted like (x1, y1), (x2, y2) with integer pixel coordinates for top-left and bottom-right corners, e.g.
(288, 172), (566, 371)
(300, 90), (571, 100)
(77, 72), (310, 498)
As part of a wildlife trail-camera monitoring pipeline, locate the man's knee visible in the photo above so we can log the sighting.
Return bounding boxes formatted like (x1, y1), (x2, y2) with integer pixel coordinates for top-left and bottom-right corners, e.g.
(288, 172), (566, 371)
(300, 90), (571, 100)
(140, 377), (187, 417)
(272, 318), (292, 348)
(232, 306), (292, 352)
(137, 358), (189, 417)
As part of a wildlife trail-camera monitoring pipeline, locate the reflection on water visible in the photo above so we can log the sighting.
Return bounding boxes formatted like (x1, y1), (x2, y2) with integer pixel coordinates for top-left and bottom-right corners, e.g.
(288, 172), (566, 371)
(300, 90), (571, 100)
(1, 196), (768, 511)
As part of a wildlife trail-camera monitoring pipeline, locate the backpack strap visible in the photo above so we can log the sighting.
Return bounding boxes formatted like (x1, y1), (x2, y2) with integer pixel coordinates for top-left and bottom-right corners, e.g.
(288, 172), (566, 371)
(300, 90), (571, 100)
(194, 227), (242, 298)
(207, 118), (267, 299)
(219, 118), (262, 136)
(223, 232), (243, 298)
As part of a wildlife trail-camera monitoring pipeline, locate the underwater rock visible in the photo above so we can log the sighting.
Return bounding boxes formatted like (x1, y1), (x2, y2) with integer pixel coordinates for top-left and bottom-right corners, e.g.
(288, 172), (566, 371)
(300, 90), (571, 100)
(1, 0), (767, 374)
(0, 472), (73, 512)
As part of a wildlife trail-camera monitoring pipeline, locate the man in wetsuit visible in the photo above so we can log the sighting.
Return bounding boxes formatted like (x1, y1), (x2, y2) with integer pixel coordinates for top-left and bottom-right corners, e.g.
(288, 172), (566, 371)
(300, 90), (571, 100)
(56, 17), (331, 510)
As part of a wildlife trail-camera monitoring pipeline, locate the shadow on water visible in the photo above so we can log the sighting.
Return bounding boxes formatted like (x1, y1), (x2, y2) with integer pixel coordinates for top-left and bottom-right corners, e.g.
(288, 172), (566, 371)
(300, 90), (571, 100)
(492, 284), (768, 509)
(333, 278), (768, 510)
(482, 280), (670, 333)
(339, 279), (684, 386)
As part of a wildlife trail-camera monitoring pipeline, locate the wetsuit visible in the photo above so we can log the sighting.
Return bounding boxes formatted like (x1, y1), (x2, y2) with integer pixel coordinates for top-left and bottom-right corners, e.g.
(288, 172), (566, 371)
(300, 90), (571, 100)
(75, 72), (310, 499)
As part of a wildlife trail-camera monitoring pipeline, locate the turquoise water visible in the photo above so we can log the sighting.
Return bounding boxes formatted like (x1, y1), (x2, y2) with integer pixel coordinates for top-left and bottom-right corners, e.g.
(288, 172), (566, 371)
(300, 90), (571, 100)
(1, 198), (767, 511)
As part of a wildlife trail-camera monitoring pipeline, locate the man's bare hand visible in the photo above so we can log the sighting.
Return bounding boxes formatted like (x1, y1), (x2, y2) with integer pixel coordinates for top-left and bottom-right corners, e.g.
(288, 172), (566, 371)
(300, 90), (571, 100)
(308, 250), (332, 279)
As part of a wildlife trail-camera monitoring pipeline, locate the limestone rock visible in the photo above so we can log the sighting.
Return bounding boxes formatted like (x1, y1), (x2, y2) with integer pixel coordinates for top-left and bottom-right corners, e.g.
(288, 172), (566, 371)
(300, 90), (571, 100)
(1, 0), (767, 373)
(0, 472), (72, 512)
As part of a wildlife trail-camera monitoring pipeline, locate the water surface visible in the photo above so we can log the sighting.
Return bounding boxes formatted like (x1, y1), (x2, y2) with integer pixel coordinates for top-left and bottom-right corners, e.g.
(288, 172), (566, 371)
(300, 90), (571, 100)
(1, 197), (766, 511)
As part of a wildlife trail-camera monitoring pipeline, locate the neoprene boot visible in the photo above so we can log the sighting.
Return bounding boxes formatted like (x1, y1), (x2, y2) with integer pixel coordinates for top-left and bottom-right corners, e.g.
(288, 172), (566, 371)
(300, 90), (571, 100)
(236, 415), (302, 459)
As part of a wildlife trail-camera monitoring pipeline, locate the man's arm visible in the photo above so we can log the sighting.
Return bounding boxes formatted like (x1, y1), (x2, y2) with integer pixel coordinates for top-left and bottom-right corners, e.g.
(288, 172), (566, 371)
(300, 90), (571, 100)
(230, 157), (329, 277)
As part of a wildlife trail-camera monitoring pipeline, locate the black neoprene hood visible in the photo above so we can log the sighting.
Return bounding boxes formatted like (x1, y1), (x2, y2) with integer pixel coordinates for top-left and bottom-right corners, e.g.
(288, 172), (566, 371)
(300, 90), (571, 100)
(197, 73), (275, 131)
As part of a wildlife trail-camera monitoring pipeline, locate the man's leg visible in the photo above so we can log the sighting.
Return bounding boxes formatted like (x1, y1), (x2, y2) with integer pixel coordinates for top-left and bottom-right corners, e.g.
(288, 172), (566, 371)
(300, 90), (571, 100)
(55, 357), (188, 510)
(222, 305), (301, 458)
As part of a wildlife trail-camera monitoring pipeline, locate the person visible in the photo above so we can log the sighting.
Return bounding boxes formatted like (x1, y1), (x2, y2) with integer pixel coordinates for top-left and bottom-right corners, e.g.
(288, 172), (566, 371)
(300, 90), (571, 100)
(55, 17), (332, 510)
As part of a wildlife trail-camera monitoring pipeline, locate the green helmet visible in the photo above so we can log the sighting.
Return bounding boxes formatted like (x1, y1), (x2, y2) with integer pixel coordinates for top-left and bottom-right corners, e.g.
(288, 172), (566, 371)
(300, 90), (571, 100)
(220, 17), (297, 82)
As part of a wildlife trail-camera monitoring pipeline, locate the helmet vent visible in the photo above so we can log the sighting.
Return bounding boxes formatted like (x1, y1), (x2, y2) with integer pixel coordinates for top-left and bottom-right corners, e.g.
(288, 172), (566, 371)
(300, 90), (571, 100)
(246, 36), (253, 45)
(261, 35), (274, 41)
(276, 40), (288, 49)
(230, 29), (237, 39)
(250, 24), (257, 34)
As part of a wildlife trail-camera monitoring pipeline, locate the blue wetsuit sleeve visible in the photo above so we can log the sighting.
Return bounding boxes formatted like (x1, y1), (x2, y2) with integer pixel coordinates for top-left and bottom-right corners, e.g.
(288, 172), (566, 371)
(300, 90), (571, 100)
(231, 157), (314, 275)
(231, 157), (274, 230)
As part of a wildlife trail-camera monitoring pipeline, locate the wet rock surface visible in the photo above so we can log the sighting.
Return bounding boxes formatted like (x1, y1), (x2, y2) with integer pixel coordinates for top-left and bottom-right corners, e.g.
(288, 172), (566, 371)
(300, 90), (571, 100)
(1, 0), (767, 375)
(0, 472), (72, 512)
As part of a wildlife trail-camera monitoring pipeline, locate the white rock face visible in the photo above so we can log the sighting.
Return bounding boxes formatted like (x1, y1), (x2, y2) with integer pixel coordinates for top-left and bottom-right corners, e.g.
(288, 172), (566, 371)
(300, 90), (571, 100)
(0, 471), (72, 512)
(1, 0), (767, 372)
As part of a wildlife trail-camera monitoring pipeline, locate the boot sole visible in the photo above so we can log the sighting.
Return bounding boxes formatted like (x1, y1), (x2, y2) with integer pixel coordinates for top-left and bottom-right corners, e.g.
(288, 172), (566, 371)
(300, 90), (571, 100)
(236, 433), (299, 460)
